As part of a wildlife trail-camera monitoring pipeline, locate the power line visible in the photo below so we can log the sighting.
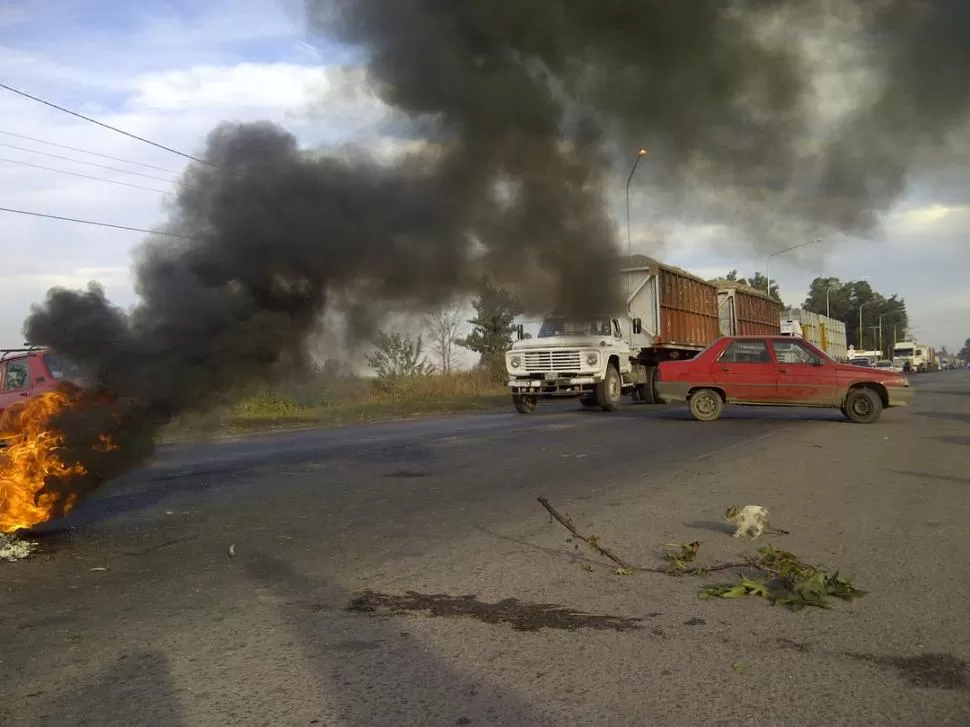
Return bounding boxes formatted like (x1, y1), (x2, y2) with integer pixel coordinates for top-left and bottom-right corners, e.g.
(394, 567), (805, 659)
(0, 157), (171, 193)
(0, 81), (222, 172)
(0, 129), (179, 173)
(0, 142), (177, 183)
(0, 206), (198, 239)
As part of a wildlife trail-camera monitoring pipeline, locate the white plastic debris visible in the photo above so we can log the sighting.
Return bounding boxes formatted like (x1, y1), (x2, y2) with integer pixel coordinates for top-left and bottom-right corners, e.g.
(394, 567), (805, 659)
(0, 533), (36, 562)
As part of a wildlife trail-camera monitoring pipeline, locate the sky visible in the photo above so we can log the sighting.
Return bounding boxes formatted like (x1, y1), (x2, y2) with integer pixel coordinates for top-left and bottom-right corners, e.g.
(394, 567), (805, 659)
(1, 0), (968, 369)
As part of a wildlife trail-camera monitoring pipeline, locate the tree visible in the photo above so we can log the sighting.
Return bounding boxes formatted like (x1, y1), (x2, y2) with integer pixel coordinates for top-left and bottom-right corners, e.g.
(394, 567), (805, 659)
(959, 338), (970, 361)
(425, 300), (466, 374)
(802, 277), (908, 353)
(365, 330), (434, 380)
(722, 269), (782, 302)
(459, 279), (523, 380)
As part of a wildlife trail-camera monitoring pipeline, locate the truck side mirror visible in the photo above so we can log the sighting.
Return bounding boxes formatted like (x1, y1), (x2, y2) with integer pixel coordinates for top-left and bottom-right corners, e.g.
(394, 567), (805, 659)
(632, 318), (642, 335)
(516, 324), (524, 340)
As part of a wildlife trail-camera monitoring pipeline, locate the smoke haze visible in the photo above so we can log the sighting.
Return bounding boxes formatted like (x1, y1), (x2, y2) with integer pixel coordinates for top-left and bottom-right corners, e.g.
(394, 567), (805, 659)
(13, 0), (970, 503)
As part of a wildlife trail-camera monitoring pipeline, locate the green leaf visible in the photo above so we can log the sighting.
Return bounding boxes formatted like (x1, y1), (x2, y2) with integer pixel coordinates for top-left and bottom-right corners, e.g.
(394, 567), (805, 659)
(732, 660), (752, 674)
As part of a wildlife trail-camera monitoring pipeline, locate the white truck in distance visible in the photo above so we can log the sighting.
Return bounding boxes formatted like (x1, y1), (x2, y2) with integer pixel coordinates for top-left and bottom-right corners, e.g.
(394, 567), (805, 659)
(892, 341), (932, 372)
(504, 256), (725, 414)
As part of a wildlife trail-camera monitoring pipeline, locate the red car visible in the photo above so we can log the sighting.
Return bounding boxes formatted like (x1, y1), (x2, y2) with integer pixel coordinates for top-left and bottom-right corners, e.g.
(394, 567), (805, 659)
(0, 347), (89, 417)
(654, 335), (913, 423)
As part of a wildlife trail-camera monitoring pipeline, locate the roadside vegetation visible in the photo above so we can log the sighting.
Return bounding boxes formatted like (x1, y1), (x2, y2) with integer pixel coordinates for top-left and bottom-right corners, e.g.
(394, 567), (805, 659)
(160, 279), (523, 441)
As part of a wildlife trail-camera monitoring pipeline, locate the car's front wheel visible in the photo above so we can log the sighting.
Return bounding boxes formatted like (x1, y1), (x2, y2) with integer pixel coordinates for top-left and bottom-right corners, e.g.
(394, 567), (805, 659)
(688, 388), (724, 422)
(842, 388), (883, 423)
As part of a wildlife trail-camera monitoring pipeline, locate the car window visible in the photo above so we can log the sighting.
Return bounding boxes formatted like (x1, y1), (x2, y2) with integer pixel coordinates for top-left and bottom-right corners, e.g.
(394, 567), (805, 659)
(3, 359), (30, 391)
(43, 351), (85, 380)
(771, 339), (823, 365)
(719, 340), (771, 363)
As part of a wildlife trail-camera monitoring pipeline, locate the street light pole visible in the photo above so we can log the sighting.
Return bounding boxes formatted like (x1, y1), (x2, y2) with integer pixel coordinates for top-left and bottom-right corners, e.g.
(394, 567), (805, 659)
(877, 306), (906, 356)
(858, 300), (874, 349)
(766, 238), (824, 298)
(825, 284), (839, 319)
(625, 148), (647, 302)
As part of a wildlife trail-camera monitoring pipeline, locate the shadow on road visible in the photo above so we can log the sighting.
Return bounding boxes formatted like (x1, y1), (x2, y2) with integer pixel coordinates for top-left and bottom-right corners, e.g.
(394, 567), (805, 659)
(29, 650), (185, 727)
(681, 520), (735, 535)
(243, 554), (558, 726)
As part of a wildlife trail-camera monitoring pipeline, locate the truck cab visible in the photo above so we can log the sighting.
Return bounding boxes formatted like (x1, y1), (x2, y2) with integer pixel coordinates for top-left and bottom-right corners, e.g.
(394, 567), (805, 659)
(504, 313), (643, 413)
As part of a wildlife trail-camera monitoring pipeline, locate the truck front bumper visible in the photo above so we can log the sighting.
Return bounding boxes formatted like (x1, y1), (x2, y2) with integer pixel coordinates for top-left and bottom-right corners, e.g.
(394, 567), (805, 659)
(509, 376), (599, 396)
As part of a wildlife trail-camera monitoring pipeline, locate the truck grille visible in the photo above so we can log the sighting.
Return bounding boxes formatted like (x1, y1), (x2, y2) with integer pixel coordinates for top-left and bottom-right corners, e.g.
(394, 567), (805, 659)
(524, 350), (581, 372)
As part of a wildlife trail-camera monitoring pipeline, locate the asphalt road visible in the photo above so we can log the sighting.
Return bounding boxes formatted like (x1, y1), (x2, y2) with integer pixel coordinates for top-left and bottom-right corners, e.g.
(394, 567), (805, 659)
(2, 372), (969, 726)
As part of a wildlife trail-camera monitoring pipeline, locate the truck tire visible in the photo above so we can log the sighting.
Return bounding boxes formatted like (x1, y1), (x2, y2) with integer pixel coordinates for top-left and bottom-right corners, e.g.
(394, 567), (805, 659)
(513, 394), (538, 414)
(842, 388), (882, 423)
(688, 388), (724, 422)
(596, 364), (622, 411)
(580, 395), (599, 409)
(636, 367), (658, 404)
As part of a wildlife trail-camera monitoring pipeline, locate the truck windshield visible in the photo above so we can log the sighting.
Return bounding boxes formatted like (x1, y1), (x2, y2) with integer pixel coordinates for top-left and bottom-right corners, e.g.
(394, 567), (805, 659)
(44, 351), (86, 380)
(538, 318), (612, 337)
(894, 347), (914, 357)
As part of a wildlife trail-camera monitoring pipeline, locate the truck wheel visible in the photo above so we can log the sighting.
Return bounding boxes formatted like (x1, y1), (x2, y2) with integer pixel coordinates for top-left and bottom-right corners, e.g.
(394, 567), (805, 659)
(688, 388), (723, 422)
(842, 388), (882, 423)
(596, 364), (622, 411)
(580, 395), (599, 409)
(637, 367), (658, 404)
(513, 394), (538, 414)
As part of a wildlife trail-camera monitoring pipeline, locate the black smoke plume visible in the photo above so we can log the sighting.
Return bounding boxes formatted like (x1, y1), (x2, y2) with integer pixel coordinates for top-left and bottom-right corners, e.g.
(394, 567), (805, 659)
(10, 0), (970, 512)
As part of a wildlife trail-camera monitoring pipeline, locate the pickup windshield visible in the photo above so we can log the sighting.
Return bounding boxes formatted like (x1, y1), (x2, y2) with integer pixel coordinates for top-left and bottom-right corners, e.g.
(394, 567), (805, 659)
(538, 317), (612, 338)
(44, 351), (87, 380)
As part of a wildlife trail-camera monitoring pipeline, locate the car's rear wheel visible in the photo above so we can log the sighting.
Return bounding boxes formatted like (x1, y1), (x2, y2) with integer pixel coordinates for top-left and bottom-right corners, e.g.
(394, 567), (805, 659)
(513, 394), (538, 414)
(842, 388), (882, 423)
(688, 388), (724, 422)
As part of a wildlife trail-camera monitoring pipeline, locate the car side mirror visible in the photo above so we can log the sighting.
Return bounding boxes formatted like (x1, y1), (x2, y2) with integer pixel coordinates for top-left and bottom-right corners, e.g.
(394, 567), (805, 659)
(811, 359), (824, 367)
(516, 324), (524, 341)
(632, 318), (642, 335)
(36, 376), (45, 382)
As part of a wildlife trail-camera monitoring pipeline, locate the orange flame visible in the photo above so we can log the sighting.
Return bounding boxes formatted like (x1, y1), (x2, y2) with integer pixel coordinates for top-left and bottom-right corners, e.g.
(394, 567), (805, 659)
(0, 389), (88, 534)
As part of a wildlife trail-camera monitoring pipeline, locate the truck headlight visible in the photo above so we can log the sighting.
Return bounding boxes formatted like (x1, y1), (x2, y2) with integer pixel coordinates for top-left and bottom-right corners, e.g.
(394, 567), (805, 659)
(585, 352), (598, 366)
(509, 355), (521, 368)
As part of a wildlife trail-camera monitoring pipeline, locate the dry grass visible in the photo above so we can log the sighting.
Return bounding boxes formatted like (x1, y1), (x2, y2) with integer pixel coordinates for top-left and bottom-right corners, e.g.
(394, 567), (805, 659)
(160, 369), (509, 442)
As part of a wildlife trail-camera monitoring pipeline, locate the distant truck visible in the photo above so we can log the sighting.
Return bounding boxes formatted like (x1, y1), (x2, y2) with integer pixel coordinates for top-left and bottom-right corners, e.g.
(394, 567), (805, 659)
(779, 307), (848, 362)
(715, 282), (782, 337)
(504, 255), (781, 414)
(892, 341), (933, 373)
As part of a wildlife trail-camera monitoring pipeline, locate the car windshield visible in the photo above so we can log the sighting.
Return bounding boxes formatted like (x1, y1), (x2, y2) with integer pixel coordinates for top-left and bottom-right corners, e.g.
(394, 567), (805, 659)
(537, 317), (612, 338)
(44, 351), (87, 380)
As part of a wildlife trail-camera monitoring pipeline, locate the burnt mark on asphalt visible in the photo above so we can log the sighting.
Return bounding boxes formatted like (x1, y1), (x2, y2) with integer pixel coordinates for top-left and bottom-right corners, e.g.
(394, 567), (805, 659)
(846, 652), (968, 690)
(347, 590), (643, 632)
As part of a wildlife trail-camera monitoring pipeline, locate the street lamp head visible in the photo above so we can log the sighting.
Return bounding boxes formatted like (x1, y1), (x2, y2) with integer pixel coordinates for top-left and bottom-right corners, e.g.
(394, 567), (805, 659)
(637, 148), (647, 156)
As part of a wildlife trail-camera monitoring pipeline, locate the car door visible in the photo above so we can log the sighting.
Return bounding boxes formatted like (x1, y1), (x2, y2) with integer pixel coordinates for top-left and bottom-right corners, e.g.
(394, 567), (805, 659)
(771, 339), (838, 405)
(0, 357), (35, 415)
(713, 339), (778, 403)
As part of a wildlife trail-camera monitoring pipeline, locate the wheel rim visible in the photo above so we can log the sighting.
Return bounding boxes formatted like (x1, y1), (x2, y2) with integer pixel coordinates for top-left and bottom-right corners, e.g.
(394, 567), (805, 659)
(695, 394), (717, 416)
(851, 397), (871, 417)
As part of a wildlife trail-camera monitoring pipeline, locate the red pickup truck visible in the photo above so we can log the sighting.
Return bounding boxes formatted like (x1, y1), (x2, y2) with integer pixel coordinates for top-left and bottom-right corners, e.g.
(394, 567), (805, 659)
(0, 347), (88, 418)
(655, 335), (913, 423)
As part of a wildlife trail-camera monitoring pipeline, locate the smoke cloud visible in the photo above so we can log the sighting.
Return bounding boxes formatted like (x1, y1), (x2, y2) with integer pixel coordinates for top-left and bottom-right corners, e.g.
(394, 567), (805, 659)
(13, 0), (970, 507)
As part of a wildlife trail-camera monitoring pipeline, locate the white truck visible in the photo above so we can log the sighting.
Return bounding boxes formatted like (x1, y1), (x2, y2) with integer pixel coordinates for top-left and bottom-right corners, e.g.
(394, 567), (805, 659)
(892, 341), (930, 373)
(779, 307), (848, 361)
(505, 256), (728, 414)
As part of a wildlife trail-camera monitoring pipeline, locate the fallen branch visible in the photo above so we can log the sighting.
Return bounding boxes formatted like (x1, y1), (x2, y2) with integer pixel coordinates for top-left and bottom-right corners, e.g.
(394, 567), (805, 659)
(536, 496), (866, 611)
(537, 496), (635, 571)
